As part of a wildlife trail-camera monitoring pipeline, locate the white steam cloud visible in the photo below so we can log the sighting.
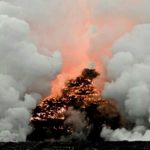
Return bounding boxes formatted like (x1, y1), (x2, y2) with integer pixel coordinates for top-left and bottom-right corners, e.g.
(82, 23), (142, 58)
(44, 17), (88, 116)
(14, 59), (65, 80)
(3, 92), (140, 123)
(103, 24), (150, 141)
(0, 1), (62, 142)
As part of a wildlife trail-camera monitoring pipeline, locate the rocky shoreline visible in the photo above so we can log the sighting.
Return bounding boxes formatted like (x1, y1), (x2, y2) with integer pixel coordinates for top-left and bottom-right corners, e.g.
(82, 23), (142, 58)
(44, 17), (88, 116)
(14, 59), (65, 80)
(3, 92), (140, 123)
(0, 142), (150, 150)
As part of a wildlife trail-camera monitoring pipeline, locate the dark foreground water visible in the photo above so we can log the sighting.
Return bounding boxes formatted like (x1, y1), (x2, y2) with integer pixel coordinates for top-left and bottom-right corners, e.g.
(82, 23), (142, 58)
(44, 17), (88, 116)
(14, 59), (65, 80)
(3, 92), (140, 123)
(0, 142), (150, 150)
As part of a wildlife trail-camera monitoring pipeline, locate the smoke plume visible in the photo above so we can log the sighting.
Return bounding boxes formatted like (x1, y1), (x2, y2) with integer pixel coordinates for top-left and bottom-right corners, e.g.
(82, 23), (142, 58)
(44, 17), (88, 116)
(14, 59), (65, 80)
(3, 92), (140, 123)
(0, 1), (62, 142)
(102, 24), (150, 141)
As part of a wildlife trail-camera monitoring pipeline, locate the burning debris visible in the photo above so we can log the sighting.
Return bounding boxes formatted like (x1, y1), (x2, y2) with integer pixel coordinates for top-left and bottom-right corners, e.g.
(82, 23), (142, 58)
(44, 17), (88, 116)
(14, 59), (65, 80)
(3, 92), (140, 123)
(28, 68), (121, 141)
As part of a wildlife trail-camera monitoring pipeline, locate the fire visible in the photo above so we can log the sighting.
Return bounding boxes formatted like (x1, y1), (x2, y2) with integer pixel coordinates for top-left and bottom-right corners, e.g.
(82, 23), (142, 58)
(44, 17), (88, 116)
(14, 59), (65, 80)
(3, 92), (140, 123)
(28, 68), (121, 141)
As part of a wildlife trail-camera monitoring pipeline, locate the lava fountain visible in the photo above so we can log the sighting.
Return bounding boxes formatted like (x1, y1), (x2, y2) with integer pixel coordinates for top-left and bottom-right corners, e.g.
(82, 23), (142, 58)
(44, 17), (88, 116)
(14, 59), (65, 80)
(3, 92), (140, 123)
(26, 0), (136, 142)
(28, 68), (121, 141)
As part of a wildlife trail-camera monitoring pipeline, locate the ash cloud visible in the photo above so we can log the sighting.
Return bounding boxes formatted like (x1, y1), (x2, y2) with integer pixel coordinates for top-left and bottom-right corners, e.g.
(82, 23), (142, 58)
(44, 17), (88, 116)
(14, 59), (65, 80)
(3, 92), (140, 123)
(61, 107), (88, 141)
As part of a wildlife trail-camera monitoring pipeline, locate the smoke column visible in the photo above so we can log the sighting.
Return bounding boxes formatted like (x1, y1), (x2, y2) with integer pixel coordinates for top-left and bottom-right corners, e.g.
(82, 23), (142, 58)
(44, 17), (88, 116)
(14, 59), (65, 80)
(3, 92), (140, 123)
(0, 1), (62, 142)
(102, 24), (150, 141)
(0, 0), (150, 141)
(99, 0), (150, 141)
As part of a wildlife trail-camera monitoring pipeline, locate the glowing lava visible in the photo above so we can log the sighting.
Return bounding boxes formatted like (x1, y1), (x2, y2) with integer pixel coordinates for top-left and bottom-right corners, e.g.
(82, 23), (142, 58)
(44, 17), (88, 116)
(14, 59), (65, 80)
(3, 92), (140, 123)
(28, 68), (121, 141)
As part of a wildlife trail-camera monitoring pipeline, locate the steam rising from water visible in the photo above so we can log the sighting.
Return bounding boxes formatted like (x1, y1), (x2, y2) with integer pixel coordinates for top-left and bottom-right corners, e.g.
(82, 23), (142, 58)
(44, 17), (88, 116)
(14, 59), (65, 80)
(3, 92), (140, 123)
(102, 24), (150, 141)
(0, 0), (150, 141)
(0, 3), (62, 141)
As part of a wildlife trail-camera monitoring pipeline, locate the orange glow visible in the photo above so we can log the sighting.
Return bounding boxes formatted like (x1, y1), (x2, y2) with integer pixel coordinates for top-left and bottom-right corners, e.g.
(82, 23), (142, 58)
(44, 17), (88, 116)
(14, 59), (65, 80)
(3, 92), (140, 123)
(50, 15), (135, 96)
(29, 1), (136, 97)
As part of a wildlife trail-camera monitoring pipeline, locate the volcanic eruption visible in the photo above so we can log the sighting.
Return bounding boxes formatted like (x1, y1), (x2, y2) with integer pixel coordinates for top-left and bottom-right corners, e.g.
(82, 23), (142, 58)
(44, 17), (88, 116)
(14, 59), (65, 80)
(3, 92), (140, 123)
(28, 68), (121, 141)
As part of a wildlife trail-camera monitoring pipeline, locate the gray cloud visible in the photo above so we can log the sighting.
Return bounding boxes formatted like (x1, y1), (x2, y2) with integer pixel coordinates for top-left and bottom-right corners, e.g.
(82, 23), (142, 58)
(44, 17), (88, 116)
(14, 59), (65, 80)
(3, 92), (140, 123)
(103, 24), (150, 141)
(0, 6), (62, 141)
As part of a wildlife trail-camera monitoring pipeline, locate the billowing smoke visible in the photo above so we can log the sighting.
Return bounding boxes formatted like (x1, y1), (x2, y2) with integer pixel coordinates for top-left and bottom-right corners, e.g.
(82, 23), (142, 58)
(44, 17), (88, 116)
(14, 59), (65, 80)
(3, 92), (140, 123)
(1, 0), (150, 142)
(0, 1), (62, 142)
(102, 24), (150, 141)
(62, 107), (88, 141)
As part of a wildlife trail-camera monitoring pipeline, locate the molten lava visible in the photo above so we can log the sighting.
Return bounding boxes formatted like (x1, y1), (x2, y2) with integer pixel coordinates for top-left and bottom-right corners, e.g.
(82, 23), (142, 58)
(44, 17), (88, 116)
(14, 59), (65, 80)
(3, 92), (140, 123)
(28, 68), (121, 141)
